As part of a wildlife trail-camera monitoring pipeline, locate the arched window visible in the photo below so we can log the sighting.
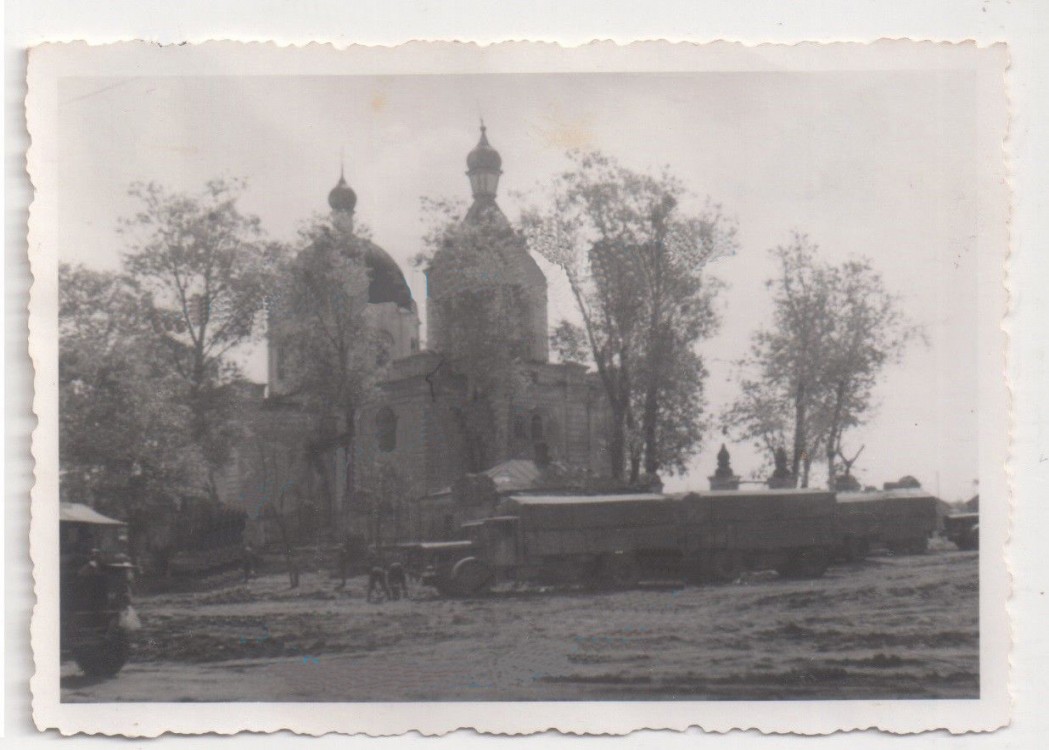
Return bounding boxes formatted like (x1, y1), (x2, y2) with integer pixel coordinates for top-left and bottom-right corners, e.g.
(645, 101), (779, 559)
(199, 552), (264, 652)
(531, 414), (544, 442)
(375, 407), (397, 452)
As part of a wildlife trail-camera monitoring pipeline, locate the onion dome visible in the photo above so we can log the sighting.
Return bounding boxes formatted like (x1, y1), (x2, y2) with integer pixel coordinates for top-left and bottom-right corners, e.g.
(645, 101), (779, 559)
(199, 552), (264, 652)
(466, 122), (503, 200)
(467, 123), (503, 172)
(328, 170), (357, 212)
(356, 239), (414, 310)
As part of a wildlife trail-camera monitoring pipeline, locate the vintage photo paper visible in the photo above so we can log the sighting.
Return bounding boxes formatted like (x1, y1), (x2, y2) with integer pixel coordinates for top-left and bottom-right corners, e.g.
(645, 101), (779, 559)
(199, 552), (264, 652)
(28, 40), (1009, 736)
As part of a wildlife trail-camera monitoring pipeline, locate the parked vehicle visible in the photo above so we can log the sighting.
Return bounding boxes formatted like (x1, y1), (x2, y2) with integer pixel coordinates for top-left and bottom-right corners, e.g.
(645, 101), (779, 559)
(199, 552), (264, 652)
(415, 489), (840, 596)
(943, 512), (979, 551)
(60, 503), (139, 677)
(397, 540), (482, 597)
(833, 489), (940, 559)
(679, 489), (838, 582)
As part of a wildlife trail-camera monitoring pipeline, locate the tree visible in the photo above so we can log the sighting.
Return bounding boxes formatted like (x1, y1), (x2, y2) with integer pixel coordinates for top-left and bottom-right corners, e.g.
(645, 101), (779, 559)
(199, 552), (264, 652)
(120, 179), (279, 491)
(274, 218), (385, 533)
(522, 151), (734, 481)
(358, 461), (412, 546)
(248, 438), (304, 588)
(724, 233), (920, 488)
(59, 263), (205, 563)
(417, 198), (532, 472)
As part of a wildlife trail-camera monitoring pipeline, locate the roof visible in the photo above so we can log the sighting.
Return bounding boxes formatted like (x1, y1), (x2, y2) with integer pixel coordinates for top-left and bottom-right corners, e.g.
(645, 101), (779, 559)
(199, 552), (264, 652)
(408, 541), (474, 550)
(467, 124), (502, 172)
(429, 458), (543, 498)
(328, 173), (357, 212)
(485, 459), (542, 492)
(356, 237), (414, 310)
(463, 196), (512, 230)
(59, 502), (125, 525)
(836, 489), (938, 504)
(507, 493), (667, 506)
(677, 488), (836, 499)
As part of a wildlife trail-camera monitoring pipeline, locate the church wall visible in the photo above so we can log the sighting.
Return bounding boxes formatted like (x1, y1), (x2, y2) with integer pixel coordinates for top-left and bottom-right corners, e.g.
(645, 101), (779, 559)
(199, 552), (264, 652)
(364, 302), (421, 362)
(503, 363), (611, 475)
(352, 353), (466, 501)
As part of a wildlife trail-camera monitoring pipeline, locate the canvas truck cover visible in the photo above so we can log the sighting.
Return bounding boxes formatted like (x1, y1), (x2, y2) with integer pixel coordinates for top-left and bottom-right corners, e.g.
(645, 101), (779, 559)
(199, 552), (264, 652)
(834, 489), (940, 538)
(502, 493), (681, 557)
(836, 488), (939, 508)
(677, 489), (838, 551)
(59, 502), (124, 526)
(503, 494), (677, 530)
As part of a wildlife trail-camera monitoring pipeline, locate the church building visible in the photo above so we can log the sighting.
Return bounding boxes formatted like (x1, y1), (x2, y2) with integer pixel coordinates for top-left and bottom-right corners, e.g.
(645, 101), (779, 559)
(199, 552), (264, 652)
(220, 125), (612, 544)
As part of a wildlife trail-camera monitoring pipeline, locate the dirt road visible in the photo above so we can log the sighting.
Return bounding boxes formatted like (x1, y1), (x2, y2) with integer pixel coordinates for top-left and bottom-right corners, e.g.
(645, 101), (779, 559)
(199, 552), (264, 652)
(62, 548), (978, 702)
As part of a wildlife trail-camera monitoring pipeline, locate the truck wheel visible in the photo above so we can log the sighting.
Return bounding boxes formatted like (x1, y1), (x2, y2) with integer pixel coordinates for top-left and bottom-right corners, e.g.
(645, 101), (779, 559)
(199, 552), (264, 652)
(450, 557), (493, 597)
(73, 627), (129, 677)
(779, 548), (829, 580)
(602, 552), (640, 589)
(707, 550), (743, 584)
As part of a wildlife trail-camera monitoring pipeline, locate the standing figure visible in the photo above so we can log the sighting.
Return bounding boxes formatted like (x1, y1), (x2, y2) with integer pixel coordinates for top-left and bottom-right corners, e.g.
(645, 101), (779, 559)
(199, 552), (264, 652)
(365, 546), (389, 602)
(75, 548), (107, 612)
(335, 539), (352, 591)
(242, 543), (257, 582)
(387, 561), (408, 601)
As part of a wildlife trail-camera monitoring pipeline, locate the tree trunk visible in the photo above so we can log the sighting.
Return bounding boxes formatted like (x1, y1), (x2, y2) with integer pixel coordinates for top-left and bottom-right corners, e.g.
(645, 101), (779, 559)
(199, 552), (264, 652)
(310, 446), (334, 539)
(274, 512), (299, 588)
(608, 404), (627, 480)
(641, 327), (667, 477)
(791, 382), (807, 481)
(629, 453), (641, 485)
(824, 381), (847, 491)
(641, 378), (660, 476)
(341, 408), (357, 539)
(826, 442), (837, 491)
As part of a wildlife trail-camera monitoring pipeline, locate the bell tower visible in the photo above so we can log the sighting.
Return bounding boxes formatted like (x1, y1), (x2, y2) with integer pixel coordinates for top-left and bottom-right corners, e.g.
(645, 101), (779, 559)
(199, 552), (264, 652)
(426, 123), (549, 363)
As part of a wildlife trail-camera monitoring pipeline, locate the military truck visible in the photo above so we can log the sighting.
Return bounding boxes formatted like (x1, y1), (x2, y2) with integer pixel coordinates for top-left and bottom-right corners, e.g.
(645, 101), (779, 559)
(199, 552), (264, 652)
(416, 489), (839, 596)
(833, 489), (940, 559)
(943, 512), (979, 551)
(60, 503), (138, 677)
(678, 489), (839, 582)
(396, 539), (482, 597)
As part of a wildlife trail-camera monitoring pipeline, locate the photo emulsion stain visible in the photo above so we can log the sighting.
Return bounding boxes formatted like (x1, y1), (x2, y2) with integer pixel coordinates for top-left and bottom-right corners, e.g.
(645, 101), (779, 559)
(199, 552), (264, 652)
(28, 40), (1010, 735)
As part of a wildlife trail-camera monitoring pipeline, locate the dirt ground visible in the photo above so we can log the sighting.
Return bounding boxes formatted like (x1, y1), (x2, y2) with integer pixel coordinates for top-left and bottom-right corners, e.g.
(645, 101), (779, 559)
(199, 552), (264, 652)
(61, 545), (979, 702)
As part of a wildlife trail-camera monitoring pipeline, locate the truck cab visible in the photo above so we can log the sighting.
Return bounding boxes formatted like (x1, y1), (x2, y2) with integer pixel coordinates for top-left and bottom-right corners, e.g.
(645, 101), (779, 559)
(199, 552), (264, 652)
(461, 516), (520, 580)
(60, 502), (138, 677)
(943, 512), (979, 551)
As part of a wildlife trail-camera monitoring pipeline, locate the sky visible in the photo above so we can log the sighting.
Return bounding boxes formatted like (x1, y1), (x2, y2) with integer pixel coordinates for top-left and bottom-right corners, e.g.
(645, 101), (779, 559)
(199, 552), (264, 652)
(57, 71), (981, 501)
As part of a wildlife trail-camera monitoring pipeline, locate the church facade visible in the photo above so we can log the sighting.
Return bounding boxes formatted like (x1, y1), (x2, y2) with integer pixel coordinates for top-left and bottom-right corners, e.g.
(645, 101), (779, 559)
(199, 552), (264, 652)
(219, 125), (612, 544)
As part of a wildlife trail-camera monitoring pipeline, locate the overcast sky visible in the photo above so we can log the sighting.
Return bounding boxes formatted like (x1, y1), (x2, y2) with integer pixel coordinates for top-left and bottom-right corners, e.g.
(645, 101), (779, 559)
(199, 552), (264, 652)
(57, 71), (981, 501)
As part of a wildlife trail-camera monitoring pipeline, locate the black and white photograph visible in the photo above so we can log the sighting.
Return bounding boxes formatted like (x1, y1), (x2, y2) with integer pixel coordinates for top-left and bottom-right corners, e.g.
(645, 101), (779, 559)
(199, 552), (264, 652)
(26, 40), (1010, 735)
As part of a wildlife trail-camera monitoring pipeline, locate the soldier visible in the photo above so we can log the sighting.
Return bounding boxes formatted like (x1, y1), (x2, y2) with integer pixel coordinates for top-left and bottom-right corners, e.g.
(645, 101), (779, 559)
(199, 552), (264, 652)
(335, 538), (352, 591)
(387, 561), (408, 601)
(365, 546), (389, 602)
(242, 543), (257, 582)
(76, 548), (107, 611)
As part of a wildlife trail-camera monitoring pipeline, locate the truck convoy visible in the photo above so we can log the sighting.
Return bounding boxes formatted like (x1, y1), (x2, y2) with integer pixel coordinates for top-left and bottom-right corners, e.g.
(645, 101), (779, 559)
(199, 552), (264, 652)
(406, 488), (939, 597)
